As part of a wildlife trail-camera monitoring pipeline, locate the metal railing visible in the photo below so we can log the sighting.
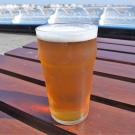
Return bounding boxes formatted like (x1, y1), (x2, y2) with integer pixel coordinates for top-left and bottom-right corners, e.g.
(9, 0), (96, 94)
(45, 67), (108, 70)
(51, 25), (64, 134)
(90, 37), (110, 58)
(0, 4), (134, 28)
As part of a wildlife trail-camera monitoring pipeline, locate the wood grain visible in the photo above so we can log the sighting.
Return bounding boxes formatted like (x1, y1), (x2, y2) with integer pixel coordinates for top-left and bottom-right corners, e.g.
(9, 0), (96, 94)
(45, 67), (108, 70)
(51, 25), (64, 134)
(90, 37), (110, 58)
(0, 73), (73, 135)
(0, 111), (46, 135)
(0, 55), (44, 85)
(23, 42), (37, 50)
(5, 48), (39, 62)
(97, 38), (135, 46)
(97, 50), (135, 65)
(98, 42), (135, 54)
(2, 54), (135, 82)
(0, 56), (134, 109)
(0, 73), (135, 135)
(23, 37), (135, 49)
(6, 47), (135, 66)
(95, 60), (135, 82)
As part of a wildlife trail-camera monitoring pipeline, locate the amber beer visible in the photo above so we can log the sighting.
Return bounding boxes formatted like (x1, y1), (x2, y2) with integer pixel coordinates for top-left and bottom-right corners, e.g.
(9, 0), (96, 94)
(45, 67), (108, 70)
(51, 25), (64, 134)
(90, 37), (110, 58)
(36, 24), (97, 125)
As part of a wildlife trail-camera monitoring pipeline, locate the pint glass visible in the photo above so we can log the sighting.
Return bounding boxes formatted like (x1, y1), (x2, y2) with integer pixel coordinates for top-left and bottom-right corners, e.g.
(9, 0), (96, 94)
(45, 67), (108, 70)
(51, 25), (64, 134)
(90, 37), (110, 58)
(36, 24), (98, 125)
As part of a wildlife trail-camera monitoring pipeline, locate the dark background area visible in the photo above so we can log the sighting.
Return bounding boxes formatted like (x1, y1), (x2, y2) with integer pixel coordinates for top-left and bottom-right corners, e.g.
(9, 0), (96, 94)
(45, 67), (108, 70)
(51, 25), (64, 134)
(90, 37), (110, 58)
(0, 24), (135, 40)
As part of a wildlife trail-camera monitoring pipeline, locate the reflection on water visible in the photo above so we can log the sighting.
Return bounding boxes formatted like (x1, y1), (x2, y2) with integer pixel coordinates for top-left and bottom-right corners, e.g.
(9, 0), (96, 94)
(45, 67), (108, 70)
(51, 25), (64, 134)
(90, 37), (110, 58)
(0, 4), (135, 28)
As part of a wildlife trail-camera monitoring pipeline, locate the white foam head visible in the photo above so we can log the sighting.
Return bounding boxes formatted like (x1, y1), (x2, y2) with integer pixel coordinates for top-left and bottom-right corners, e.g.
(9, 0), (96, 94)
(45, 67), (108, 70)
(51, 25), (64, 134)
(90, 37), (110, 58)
(36, 24), (98, 43)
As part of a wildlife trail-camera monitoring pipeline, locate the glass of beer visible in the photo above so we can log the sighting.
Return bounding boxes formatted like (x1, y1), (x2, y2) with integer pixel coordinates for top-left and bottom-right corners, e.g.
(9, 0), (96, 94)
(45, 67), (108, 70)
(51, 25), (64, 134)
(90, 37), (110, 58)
(36, 23), (98, 125)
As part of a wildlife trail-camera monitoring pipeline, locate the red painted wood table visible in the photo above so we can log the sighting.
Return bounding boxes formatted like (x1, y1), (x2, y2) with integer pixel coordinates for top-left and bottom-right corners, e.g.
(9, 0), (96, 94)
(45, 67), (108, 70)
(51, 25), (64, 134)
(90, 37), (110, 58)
(0, 38), (135, 135)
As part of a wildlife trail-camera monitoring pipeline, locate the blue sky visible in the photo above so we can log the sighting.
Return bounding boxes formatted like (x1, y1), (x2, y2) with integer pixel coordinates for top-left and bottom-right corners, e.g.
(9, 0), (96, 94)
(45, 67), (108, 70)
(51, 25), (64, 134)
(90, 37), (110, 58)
(0, 0), (135, 5)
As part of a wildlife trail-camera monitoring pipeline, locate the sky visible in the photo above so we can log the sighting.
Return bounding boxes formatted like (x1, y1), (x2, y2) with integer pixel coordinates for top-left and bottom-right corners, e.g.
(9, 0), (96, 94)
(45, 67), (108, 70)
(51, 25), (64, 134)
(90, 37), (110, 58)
(0, 0), (135, 5)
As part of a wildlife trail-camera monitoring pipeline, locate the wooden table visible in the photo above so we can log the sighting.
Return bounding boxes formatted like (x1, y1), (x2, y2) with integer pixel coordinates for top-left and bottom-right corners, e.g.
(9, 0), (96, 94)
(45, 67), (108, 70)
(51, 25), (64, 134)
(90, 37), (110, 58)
(0, 38), (135, 135)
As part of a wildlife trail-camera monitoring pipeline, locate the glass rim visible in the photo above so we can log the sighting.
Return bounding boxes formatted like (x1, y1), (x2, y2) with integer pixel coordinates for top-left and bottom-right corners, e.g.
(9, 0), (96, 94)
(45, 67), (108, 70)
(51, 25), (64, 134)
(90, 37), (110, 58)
(35, 23), (98, 32)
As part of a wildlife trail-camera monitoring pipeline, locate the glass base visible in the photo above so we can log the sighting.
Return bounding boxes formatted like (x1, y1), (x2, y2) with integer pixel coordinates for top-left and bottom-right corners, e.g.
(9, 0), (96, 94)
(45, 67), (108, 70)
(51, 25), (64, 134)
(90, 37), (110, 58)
(51, 113), (88, 125)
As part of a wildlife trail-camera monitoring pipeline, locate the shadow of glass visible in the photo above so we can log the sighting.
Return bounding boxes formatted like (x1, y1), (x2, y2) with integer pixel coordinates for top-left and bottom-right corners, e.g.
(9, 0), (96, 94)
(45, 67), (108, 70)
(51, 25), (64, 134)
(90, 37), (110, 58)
(0, 111), (13, 119)
(0, 89), (57, 124)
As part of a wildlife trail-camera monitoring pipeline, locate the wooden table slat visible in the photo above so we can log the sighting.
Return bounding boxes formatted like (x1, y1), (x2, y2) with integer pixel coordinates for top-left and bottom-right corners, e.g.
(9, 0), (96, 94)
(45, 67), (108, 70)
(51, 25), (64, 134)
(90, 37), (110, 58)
(0, 55), (135, 108)
(0, 53), (135, 82)
(5, 47), (135, 65)
(23, 39), (135, 51)
(97, 50), (135, 65)
(0, 73), (73, 135)
(23, 41), (135, 55)
(97, 38), (135, 46)
(1, 39), (135, 134)
(0, 55), (44, 85)
(0, 111), (46, 135)
(5, 48), (39, 62)
(23, 42), (37, 50)
(98, 42), (135, 54)
(0, 73), (135, 135)
(95, 60), (135, 82)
